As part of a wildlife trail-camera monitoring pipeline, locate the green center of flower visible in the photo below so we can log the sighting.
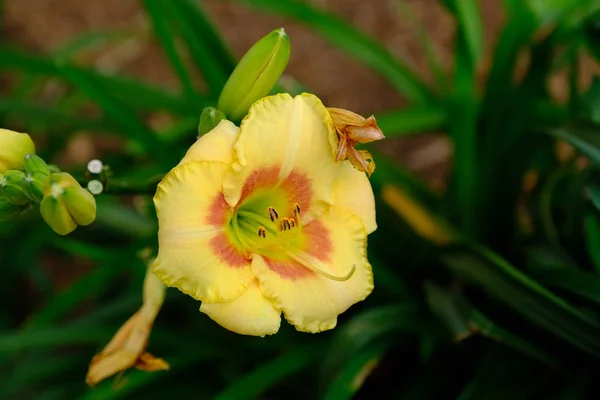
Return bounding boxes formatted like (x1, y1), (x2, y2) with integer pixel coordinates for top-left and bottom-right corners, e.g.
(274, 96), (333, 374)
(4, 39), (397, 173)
(227, 188), (305, 259)
(225, 188), (356, 282)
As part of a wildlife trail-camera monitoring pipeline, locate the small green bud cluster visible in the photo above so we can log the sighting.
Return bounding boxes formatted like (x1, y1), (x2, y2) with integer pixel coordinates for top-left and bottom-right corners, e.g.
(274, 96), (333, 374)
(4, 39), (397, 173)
(0, 129), (96, 235)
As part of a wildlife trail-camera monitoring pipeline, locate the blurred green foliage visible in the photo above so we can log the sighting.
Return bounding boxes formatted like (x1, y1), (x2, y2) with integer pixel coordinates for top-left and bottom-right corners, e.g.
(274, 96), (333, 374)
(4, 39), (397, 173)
(2, 0), (600, 398)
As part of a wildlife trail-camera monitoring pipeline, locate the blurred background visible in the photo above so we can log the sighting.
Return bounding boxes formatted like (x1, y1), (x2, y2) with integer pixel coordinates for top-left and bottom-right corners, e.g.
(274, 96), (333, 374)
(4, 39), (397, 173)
(3, 0), (600, 399)
(4, 0), (486, 186)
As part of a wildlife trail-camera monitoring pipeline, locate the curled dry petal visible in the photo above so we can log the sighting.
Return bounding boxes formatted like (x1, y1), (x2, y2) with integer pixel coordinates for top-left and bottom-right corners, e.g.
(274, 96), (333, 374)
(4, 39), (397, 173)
(86, 264), (168, 386)
(327, 107), (384, 176)
(327, 108), (384, 143)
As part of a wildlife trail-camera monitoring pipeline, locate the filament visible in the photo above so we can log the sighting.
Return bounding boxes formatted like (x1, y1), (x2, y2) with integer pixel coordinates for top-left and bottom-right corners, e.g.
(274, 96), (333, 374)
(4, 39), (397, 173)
(289, 253), (356, 282)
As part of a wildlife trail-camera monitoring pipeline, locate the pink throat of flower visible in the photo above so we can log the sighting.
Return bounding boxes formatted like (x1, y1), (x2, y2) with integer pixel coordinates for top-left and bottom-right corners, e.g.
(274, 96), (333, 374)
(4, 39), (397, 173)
(205, 166), (336, 280)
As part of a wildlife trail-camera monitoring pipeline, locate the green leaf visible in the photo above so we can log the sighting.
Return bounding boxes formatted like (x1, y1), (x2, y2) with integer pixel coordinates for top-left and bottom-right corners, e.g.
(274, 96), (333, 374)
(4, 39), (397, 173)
(585, 212), (600, 273)
(546, 126), (600, 167)
(0, 46), (197, 114)
(23, 246), (128, 329)
(168, 0), (235, 74)
(524, 0), (598, 25)
(2, 352), (86, 397)
(446, 8), (479, 236)
(470, 310), (561, 370)
(236, 0), (431, 103)
(94, 197), (157, 238)
(396, 0), (446, 89)
(322, 342), (387, 400)
(0, 99), (116, 132)
(452, 0), (484, 66)
(582, 77), (600, 124)
(425, 282), (560, 369)
(483, 3), (537, 114)
(163, 0), (229, 96)
(528, 267), (600, 306)
(320, 303), (435, 386)
(585, 11), (600, 63)
(54, 63), (167, 158)
(142, 0), (196, 99)
(0, 325), (116, 353)
(588, 173), (600, 212)
(214, 345), (321, 400)
(424, 282), (472, 340)
(375, 104), (446, 137)
(53, 30), (128, 61)
(441, 244), (600, 357)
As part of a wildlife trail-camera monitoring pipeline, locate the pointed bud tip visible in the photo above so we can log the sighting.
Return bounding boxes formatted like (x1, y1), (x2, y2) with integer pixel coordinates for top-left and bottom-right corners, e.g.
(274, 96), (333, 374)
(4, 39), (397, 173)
(218, 27), (291, 120)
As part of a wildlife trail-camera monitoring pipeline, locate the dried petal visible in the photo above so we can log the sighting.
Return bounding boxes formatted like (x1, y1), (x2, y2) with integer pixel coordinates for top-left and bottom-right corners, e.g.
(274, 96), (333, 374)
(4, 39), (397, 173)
(86, 266), (168, 386)
(327, 108), (384, 144)
(336, 135), (349, 162)
(347, 148), (376, 177)
(327, 107), (366, 126)
(346, 116), (384, 143)
(327, 107), (384, 175)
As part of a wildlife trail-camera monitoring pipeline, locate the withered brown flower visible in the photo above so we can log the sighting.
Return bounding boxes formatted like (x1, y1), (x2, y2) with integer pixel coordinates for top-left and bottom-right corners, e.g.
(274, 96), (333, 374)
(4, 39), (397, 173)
(86, 264), (169, 386)
(327, 107), (385, 176)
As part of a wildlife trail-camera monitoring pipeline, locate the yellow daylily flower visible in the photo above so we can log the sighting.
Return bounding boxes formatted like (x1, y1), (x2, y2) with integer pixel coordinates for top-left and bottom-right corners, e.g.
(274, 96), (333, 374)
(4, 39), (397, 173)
(86, 265), (169, 386)
(153, 94), (377, 336)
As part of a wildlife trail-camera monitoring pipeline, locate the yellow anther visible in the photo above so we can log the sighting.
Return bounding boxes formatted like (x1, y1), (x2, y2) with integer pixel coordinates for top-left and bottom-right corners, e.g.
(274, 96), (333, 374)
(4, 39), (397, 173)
(294, 203), (301, 216)
(289, 218), (296, 228)
(258, 226), (267, 238)
(268, 207), (279, 222)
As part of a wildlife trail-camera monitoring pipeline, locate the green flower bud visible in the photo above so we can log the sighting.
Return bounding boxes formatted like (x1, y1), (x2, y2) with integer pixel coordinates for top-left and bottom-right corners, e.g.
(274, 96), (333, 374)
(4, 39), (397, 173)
(0, 197), (24, 222)
(0, 170), (31, 206)
(217, 28), (291, 121)
(0, 129), (36, 173)
(39, 172), (96, 235)
(24, 171), (50, 203)
(40, 195), (77, 235)
(62, 185), (96, 226)
(24, 154), (50, 176)
(198, 107), (226, 136)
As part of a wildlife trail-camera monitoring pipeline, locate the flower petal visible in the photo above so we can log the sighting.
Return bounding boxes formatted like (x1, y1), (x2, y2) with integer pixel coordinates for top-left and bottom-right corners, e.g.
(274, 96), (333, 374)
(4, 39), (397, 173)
(251, 207), (373, 333)
(223, 93), (338, 221)
(332, 161), (377, 234)
(153, 161), (254, 302)
(200, 281), (281, 337)
(86, 266), (168, 387)
(179, 120), (239, 165)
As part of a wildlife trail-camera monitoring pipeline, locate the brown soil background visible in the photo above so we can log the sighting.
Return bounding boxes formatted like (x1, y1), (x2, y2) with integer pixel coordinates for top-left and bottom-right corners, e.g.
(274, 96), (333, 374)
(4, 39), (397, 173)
(2, 0), (506, 186)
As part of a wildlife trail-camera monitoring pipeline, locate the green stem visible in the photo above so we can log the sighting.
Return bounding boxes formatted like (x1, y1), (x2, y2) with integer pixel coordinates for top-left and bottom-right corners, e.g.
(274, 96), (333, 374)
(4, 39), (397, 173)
(76, 174), (164, 195)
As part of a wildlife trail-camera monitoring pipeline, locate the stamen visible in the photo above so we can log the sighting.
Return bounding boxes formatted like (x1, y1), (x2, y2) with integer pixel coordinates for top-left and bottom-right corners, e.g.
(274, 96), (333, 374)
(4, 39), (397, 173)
(231, 214), (252, 250)
(280, 218), (292, 231)
(258, 226), (267, 238)
(238, 210), (274, 230)
(268, 207), (279, 222)
(289, 219), (296, 228)
(294, 203), (301, 216)
(290, 253), (356, 282)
